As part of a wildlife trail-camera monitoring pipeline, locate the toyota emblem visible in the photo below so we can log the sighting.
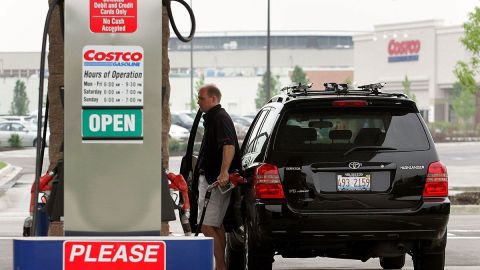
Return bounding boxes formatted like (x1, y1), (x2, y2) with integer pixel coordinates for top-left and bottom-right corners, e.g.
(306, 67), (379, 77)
(348, 162), (362, 169)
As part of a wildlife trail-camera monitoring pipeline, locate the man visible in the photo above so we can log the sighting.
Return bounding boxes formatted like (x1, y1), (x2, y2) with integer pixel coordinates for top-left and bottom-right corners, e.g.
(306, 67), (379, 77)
(196, 84), (241, 270)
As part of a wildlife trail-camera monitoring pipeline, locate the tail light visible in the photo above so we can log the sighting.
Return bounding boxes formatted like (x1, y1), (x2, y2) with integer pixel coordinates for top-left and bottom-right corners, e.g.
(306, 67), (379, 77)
(423, 161), (448, 197)
(253, 164), (285, 199)
(332, 100), (368, 107)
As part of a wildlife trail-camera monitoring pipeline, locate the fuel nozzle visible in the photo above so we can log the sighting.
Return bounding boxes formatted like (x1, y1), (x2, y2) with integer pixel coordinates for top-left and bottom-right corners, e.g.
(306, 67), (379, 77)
(218, 171), (246, 194)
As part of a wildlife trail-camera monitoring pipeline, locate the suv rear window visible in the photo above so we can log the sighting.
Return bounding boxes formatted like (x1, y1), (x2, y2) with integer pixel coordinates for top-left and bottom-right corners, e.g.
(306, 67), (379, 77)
(274, 108), (429, 152)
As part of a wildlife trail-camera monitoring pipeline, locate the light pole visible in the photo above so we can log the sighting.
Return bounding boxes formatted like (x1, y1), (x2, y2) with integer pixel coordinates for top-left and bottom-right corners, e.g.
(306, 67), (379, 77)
(190, 0), (194, 112)
(266, 0), (271, 101)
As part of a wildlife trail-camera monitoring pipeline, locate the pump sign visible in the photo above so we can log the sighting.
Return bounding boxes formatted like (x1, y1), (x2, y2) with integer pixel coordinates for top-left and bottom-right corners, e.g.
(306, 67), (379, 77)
(64, 241), (166, 270)
(82, 45), (144, 142)
(90, 0), (137, 33)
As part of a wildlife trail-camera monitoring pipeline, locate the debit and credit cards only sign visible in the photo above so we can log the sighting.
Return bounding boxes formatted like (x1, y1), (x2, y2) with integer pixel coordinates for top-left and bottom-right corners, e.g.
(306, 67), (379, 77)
(90, 0), (137, 33)
(64, 241), (166, 270)
(82, 46), (144, 142)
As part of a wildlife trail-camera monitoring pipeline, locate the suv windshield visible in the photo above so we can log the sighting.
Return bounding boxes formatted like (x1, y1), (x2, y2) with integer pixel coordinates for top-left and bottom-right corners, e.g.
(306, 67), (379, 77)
(274, 108), (429, 152)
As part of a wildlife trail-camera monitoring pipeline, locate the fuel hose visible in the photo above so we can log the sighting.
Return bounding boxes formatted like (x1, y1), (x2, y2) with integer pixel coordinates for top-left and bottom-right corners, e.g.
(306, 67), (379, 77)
(32, 0), (64, 236)
(163, 0), (196, 42)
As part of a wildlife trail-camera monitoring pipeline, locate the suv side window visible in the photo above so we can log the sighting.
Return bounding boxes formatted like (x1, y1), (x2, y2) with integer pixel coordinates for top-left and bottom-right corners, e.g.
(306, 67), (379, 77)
(241, 109), (269, 165)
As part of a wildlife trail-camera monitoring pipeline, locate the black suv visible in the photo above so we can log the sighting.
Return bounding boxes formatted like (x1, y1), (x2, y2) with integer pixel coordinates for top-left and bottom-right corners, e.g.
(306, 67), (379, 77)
(182, 83), (449, 270)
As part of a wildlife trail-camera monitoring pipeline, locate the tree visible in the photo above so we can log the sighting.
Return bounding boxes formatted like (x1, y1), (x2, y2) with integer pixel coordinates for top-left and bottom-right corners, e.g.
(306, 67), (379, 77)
(255, 72), (280, 109)
(451, 82), (476, 124)
(402, 76), (416, 102)
(9, 80), (29, 115)
(290, 65), (308, 84)
(190, 73), (204, 111)
(454, 7), (480, 95)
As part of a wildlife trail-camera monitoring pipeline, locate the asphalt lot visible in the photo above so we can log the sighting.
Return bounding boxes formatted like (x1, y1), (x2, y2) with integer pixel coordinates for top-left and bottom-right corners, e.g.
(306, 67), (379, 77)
(0, 142), (480, 269)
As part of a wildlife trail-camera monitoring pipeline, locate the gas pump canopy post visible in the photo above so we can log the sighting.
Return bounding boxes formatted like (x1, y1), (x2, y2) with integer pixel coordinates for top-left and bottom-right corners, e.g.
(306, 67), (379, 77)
(64, 0), (163, 235)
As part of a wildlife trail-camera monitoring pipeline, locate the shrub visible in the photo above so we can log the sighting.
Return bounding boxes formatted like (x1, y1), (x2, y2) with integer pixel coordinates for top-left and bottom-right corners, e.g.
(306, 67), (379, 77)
(169, 138), (187, 152)
(8, 134), (22, 148)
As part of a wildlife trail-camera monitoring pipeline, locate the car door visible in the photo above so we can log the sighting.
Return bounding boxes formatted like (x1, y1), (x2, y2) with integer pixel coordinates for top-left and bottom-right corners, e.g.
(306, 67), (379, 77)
(10, 122), (31, 146)
(180, 109), (203, 231)
(0, 123), (12, 146)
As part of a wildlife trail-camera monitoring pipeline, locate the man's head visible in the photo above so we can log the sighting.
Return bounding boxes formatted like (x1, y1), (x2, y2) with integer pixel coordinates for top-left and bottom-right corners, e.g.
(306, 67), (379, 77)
(197, 84), (222, 112)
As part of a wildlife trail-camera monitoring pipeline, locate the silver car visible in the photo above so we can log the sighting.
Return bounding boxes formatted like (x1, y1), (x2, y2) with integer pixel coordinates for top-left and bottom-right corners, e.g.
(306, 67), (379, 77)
(0, 121), (49, 147)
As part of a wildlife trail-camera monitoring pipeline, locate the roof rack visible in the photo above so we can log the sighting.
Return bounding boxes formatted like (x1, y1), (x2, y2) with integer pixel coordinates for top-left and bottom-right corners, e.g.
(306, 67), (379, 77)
(280, 82), (313, 95)
(324, 82), (349, 94)
(357, 82), (386, 95)
(274, 82), (409, 101)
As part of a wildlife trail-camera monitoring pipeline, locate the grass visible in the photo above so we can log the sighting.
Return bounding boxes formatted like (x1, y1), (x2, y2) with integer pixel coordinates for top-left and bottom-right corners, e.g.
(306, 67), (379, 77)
(450, 192), (480, 205)
(0, 161), (6, 170)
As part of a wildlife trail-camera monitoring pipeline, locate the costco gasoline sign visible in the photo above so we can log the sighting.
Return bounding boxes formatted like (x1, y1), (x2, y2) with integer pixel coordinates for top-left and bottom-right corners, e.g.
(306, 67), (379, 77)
(82, 45), (144, 142)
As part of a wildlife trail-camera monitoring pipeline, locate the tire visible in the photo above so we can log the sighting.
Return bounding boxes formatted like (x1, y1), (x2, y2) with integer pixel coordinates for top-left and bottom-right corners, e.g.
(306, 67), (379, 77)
(413, 250), (445, 270)
(412, 231), (447, 270)
(244, 217), (273, 270)
(380, 254), (406, 269)
(226, 231), (244, 270)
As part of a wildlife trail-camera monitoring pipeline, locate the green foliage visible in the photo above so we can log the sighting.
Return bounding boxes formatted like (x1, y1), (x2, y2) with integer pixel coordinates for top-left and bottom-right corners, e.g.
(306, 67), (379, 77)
(451, 82), (476, 122)
(454, 61), (478, 94)
(255, 72), (280, 109)
(453, 7), (480, 95)
(290, 66), (309, 85)
(8, 134), (22, 148)
(9, 80), (30, 115)
(191, 73), (205, 111)
(0, 161), (6, 170)
(402, 76), (416, 102)
(462, 7), (480, 67)
(169, 138), (187, 152)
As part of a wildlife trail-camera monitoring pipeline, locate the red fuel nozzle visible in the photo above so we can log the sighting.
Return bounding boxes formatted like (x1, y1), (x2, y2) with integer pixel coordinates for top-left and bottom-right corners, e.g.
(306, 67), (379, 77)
(166, 172), (190, 211)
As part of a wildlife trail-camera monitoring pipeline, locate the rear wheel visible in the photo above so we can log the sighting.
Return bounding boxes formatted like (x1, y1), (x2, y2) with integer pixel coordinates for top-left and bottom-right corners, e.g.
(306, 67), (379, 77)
(413, 250), (445, 270)
(244, 217), (273, 270)
(412, 231), (447, 270)
(226, 230), (244, 270)
(380, 254), (405, 269)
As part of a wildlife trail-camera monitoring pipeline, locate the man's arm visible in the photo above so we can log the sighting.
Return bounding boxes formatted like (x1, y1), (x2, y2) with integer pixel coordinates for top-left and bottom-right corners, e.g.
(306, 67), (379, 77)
(217, 144), (235, 187)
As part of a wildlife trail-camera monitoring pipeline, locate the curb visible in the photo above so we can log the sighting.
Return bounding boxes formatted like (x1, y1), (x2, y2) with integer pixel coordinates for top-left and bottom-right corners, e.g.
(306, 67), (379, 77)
(0, 163), (22, 190)
(450, 186), (480, 192)
(450, 205), (480, 215)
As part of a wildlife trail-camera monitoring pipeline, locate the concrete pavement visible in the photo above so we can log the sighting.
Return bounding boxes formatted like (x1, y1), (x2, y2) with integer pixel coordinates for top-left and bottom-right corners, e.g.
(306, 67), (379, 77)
(1, 142), (480, 237)
(0, 164), (22, 192)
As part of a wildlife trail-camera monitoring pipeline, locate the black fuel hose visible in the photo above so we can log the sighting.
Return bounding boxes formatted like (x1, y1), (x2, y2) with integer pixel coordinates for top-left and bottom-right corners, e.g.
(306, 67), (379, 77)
(32, 0), (64, 236)
(163, 0), (196, 42)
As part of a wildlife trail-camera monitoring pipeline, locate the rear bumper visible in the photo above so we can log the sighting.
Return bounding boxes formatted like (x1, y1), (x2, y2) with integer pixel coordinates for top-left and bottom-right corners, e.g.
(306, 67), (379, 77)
(259, 198), (450, 241)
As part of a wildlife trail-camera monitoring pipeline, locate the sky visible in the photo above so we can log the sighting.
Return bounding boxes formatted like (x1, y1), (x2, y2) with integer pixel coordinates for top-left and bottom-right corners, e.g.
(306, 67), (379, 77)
(0, 0), (478, 51)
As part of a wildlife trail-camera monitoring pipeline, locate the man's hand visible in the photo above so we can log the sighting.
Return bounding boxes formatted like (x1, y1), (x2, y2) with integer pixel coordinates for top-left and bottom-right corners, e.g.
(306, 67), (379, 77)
(217, 171), (230, 187)
(218, 144), (235, 187)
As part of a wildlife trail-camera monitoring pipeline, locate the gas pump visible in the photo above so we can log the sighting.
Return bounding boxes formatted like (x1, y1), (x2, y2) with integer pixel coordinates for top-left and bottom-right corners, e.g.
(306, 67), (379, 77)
(30, 0), (196, 236)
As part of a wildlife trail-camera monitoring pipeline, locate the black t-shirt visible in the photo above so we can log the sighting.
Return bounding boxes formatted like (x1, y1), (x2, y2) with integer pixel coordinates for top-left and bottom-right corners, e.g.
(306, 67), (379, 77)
(197, 105), (242, 184)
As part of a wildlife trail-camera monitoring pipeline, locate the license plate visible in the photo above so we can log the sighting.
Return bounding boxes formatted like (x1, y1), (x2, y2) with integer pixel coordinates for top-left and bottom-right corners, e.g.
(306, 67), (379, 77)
(337, 172), (371, 191)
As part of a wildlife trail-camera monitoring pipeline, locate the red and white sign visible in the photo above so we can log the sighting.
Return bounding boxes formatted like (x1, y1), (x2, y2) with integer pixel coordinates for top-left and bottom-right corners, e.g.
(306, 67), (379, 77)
(64, 241), (166, 270)
(90, 0), (137, 33)
(388, 39), (421, 56)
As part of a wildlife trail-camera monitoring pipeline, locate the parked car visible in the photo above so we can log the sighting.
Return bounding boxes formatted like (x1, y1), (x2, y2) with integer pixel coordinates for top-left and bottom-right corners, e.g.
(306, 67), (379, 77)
(0, 115), (32, 122)
(183, 83), (449, 270)
(169, 124), (190, 141)
(171, 113), (195, 130)
(0, 121), (49, 147)
(231, 116), (253, 127)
